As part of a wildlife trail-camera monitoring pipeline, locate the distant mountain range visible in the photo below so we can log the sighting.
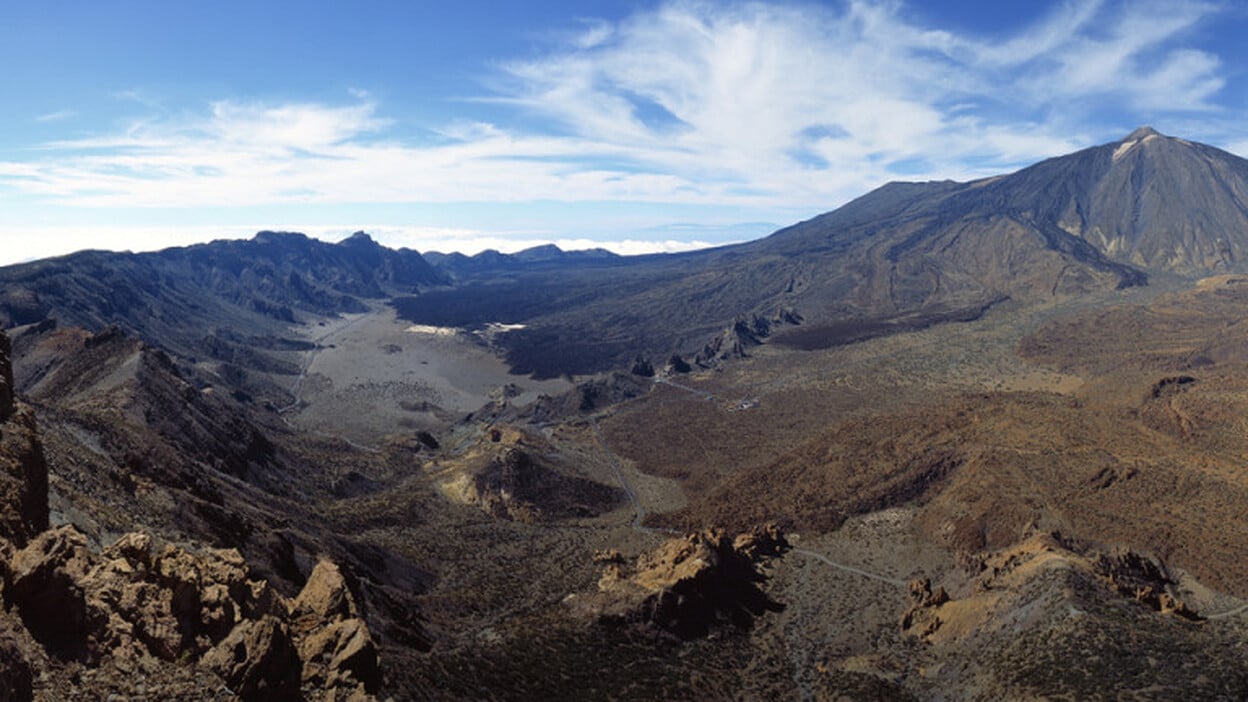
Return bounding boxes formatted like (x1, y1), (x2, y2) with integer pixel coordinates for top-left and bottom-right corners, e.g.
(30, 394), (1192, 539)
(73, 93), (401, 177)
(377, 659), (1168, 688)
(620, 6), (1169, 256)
(6, 127), (1248, 378)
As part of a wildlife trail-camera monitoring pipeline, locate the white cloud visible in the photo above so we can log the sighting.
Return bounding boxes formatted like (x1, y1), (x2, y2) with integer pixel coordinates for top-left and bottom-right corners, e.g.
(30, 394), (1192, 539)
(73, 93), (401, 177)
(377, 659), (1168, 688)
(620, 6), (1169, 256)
(972, 1), (1223, 110)
(0, 0), (1232, 232)
(35, 110), (76, 123)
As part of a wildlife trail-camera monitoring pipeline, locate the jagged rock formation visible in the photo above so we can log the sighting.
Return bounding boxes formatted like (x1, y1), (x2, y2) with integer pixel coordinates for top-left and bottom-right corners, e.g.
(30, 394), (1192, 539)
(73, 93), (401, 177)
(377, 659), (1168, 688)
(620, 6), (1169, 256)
(1094, 548), (1199, 619)
(570, 525), (787, 639)
(898, 577), (950, 639)
(664, 354), (691, 374)
(289, 560), (381, 695)
(694, 311), (798, 366)
(1, 525), (379, 700)
(0, 330), (381, 700)
(901, 533), (1200, 644)
(525, 373), (651, 421)
(630, 355), (655, 378)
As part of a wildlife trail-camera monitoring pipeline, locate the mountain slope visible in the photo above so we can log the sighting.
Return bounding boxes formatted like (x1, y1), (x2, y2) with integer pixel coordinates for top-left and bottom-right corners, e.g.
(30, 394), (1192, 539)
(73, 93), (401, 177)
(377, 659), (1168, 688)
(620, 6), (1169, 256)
(761, 126), (1248, 276)
(0, 232), (445, 373)
(395, 128), (1248, 377)
(6, 129), (1247, 382)
(980, 126), (1248, 271)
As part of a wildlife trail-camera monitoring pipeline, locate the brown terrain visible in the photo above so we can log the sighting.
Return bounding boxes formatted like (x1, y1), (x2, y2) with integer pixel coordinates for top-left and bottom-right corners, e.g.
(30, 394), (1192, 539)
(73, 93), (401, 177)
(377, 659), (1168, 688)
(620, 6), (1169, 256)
(3, 130), (1248, 699)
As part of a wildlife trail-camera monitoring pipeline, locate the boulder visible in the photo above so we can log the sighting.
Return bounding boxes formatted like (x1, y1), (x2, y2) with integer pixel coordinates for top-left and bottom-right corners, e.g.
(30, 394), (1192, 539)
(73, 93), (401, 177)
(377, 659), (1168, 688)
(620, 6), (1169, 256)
(201, 615), (301, 701)
(8, 526), (97, 661)
(299, 618), (379, 693)
(291, 560), (381, 694)
(292, 560), (357, 623)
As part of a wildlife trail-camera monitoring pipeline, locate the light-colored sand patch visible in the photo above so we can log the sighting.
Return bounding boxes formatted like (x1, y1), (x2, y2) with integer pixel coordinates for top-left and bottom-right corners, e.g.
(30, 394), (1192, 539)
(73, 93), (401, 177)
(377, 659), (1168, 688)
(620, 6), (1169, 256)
(1196, 274), (1248, 291)
(406, 324), (460, 337)
(1112, 139), (1139, 161)
(287, 307), (572, 443)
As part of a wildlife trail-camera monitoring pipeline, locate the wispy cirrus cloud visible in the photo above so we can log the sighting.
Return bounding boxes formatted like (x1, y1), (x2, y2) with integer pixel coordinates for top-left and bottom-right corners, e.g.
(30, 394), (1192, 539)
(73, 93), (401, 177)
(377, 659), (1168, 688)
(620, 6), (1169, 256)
(0, 0), (1232, 226)
(34, 110), (76, 123)
(986, 0), (1223, 110)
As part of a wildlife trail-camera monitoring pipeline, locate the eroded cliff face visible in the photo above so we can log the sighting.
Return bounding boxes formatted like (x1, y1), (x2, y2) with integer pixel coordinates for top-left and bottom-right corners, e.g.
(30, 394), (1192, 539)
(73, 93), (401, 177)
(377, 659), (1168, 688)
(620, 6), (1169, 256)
(0, 331), (381, 701)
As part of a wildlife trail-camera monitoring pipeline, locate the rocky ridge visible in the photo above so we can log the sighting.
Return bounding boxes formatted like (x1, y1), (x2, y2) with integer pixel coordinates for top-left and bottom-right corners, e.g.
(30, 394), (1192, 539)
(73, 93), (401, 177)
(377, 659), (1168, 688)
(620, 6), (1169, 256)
(0, 330), (380, 700)
(434, 425), (623, 522)
(893, 531), (1238, 697)
(570, 525), (787, 640)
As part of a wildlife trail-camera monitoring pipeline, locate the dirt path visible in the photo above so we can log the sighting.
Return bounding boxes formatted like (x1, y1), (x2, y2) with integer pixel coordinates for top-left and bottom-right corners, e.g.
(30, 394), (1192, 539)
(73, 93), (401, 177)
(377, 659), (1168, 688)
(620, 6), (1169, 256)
(653, 376), (720, 402)
(279, 312), (370, 415)
(590, 412), (906, 591)
(789, 547), (906, 587)
(1206, 602), (1248, 620)
(591, 416), (679, 535)
(277, 313), (382, 453)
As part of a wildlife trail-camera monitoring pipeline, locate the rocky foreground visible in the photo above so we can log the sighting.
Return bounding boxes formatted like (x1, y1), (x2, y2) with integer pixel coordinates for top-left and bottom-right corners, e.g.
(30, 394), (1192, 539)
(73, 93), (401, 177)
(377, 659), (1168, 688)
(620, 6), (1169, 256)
(0, 330), (380, 701)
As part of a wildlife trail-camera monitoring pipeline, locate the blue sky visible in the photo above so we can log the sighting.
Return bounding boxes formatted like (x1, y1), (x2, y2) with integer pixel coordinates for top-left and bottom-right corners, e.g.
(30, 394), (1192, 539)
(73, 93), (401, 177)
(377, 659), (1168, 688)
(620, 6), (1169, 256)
(3, 0), (1248, 264)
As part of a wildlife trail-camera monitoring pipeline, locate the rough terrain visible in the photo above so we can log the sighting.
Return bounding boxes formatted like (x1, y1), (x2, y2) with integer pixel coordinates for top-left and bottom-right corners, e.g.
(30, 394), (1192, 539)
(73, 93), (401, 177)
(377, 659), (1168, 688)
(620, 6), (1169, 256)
(4, 130), (1248, 699)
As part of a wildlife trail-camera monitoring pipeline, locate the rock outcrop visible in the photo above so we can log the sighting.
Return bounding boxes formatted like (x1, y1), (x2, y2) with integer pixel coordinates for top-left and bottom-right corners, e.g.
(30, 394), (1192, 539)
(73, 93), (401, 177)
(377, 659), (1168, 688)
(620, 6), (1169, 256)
(694, 311), (800, 367)
(289, 561), (381, 696)
(630, 354), (655, 378)
(438, 427), (624, 522)
(1, 523), (381, 700)
(901, 533), (1203, 644)
(201, 615), (301, 700)
(899, 577), (950, 638)
(1, 523), (380, 698)
(0, 332), (48, 548)
(664, 354), (692, 375)
(1095, 548), (1200, 619)
(0, 330), (382, 700)
(571, 525), (787, 639)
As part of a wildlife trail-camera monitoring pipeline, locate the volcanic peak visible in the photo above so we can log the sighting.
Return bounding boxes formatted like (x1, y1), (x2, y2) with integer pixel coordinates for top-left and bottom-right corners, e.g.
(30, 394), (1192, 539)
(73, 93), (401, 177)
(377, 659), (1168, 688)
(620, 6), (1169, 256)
(1124, 125), (1162, 141)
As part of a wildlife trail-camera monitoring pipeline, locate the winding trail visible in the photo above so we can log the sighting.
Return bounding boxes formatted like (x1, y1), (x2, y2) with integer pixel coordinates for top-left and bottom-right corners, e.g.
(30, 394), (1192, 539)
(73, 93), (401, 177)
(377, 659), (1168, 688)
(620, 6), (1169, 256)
(278, 313), (370, 415)
(1206, 602), (1248, 620)
(589, 414), (905, 589)
(789, 547), (906, 587)
(653, 376), (720, 402)
(590, 416), (679, 535)
(277, 313), (382, 454)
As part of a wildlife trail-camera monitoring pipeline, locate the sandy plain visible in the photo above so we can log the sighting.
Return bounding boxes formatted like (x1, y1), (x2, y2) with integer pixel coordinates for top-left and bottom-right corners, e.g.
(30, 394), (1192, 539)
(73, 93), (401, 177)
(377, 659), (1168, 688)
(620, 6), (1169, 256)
(282, 305), (573, 444)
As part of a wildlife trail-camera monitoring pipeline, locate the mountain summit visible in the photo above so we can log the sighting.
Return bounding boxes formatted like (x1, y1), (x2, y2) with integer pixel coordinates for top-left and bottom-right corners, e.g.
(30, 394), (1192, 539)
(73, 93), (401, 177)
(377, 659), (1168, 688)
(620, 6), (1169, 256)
(748, 127), (1248, 321)
(976, 126), (1248, 272)
(406, 128), (1248, 374)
